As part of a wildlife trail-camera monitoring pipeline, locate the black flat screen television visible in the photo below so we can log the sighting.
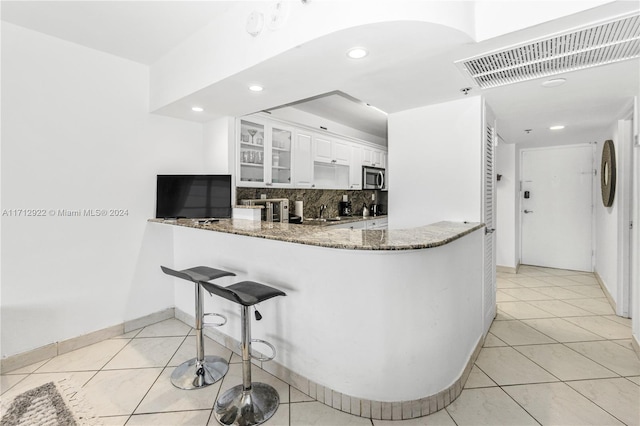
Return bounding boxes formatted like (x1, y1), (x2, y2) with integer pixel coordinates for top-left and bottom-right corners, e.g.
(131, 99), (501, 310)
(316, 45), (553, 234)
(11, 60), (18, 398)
(156, 175), (232, 219)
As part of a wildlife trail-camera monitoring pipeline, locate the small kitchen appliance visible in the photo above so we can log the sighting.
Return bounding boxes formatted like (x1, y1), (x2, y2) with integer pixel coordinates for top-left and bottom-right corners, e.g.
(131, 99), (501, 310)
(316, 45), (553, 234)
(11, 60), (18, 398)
(241, 198), (289, 223)
(339, 201), (352, 216)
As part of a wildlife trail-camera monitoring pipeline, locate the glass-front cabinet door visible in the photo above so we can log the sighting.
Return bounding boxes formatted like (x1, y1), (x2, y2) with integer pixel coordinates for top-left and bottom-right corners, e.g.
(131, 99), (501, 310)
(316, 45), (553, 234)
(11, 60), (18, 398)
(237, 117), (294, 187)
(239, 119), (265, 184)
(270, 125), (292, 185)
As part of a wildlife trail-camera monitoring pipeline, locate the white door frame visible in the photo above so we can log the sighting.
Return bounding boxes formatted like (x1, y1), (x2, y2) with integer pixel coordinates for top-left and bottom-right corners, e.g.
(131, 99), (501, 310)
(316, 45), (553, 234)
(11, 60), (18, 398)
(519, 144), (596, 271)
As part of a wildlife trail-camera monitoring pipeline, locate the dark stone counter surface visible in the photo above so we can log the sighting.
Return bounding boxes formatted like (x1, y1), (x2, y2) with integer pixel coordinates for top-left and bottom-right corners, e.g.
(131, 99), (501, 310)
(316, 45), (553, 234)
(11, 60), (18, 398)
(149, 218), (484, 251)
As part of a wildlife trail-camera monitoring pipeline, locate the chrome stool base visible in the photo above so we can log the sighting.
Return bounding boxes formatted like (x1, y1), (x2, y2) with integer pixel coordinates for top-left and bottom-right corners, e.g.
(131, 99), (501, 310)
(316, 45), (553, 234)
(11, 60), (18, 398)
(171, 355), (229, 390)
(214, 382), (280, 426)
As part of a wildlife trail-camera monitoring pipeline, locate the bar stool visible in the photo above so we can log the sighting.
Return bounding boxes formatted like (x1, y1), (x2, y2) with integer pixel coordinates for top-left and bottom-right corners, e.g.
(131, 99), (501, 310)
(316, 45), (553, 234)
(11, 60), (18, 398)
(198, 279), (286, 426)
(160, 265), (236, 390)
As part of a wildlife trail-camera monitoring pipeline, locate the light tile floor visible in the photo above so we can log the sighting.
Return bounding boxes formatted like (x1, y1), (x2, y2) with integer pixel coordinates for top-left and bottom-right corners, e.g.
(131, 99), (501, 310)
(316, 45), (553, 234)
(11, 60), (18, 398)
(2, 266), (639, 425)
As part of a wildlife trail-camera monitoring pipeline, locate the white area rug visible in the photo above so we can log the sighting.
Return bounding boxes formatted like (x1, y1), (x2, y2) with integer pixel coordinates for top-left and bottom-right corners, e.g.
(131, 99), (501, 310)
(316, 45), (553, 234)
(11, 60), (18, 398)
(1, 378), (101, 426)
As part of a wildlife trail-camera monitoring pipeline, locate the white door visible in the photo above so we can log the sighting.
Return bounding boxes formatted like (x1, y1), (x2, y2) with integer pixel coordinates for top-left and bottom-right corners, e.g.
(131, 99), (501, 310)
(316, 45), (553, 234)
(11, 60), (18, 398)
(483, 108), (497, 334)
(521, 145), (593, 271)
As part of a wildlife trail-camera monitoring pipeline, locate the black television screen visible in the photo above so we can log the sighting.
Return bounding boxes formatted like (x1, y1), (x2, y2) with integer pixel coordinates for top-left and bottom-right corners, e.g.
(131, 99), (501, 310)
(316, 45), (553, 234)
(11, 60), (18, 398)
(156, 175), (232, 219)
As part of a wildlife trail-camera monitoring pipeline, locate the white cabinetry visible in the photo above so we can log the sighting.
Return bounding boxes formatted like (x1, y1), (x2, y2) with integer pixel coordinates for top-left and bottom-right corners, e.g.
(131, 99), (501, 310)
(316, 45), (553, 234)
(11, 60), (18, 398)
(366, 217), (388, 229)
(328, 217), (388, 230)
(329, 220), (366, 230)
(293, 131), (313, 188)
(349, 144), (363, 190)
(363, 147), (386, 168)
(314, 136), (350, 166)
(237, 114), (386, 189)
(238, 118), (293, 187)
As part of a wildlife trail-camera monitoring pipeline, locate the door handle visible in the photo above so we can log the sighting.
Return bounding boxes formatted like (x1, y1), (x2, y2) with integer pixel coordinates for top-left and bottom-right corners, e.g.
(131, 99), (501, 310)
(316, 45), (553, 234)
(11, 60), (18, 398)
(524, 210), (534, 213)
(485, 227), (495, 235)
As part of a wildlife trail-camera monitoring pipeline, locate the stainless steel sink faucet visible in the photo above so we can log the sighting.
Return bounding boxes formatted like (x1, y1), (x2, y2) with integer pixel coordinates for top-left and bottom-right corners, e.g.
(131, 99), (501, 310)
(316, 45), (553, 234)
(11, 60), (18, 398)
(319, 204), (327, 219)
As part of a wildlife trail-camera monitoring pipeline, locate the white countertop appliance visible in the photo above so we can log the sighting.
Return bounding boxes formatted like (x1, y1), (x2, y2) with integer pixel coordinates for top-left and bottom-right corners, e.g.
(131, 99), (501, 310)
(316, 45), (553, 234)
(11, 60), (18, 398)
(241, 198), (289, 223)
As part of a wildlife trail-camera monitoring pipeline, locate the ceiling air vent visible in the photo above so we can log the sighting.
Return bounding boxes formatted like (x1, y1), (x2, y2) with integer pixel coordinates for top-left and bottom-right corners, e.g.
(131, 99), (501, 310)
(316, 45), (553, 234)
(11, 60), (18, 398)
(456, 13), (640, 89)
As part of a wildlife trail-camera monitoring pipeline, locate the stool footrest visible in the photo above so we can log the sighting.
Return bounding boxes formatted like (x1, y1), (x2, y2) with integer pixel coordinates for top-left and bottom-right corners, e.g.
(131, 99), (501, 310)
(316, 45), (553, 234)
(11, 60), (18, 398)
(240, 339), (276, 362)
(203, 312), (227, 327)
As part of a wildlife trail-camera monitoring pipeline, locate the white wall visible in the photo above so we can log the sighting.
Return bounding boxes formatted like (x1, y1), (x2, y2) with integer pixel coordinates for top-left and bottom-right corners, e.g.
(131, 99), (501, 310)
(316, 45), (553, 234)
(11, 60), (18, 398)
(203, 117), (236, 204)
(387, 96), (483, 228)
(595, 122), (623, 309)
(496, 141), (518, 269)
(1, 23), (206, 357)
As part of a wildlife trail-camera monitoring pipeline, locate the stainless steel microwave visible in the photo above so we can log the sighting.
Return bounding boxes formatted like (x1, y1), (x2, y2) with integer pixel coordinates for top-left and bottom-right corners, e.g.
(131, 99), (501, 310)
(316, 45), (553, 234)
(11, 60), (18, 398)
(362, 166), (386, 190)
(241, 198), (289, 223)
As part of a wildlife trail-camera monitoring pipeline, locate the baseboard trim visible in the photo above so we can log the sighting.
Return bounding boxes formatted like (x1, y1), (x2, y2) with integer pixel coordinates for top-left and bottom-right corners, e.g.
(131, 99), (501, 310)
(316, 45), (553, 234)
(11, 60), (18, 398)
(1, 308), (175, 374)
(497, 264), (520, 274)
(124, 308), (174, 333)
(176, 307), (484, 420)
(594, 271), (617, 312)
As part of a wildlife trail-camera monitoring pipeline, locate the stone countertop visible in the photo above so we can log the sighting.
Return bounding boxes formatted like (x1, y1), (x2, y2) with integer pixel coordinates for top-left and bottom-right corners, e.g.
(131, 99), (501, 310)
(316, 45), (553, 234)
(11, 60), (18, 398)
(298, 215), (388, 226)
(149, 218), (484, 251)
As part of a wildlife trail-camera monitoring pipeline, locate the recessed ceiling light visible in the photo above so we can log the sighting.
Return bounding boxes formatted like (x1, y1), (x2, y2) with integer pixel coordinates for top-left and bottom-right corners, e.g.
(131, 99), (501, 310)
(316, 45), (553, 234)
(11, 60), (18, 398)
(347, 47), (368, 59)
(542, 78), (567, 88)
(249, 85), (263, 92)
(191, 106), (204, 112)
(550, 125), (565, 130)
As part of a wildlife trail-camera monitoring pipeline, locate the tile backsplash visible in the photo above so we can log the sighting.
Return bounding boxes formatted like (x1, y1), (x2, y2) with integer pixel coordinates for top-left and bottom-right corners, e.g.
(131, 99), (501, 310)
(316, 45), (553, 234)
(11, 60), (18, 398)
(236, 188), (388, 219)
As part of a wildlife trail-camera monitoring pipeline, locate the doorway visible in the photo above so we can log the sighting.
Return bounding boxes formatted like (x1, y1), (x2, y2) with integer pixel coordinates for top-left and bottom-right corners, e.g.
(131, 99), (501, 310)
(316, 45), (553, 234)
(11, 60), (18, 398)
(520, 144), (594, 272)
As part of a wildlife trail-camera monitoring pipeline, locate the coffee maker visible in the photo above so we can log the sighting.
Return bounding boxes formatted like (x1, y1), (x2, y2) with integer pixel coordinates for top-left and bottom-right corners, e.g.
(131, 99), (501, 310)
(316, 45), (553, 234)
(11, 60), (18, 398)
(339, 201), (352, 216)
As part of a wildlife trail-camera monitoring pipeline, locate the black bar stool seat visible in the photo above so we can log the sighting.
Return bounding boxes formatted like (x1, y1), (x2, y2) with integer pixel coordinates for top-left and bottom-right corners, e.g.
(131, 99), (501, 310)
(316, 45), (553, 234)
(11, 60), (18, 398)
(161, 265), (235, 390)
(201, 280), (286, 306)
(200, 280), (285, 426)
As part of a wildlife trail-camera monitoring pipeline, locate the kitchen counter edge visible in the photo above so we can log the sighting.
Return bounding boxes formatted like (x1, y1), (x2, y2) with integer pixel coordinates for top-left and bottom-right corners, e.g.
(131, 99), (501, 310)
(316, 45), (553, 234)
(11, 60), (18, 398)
(148, 218), (484, 251)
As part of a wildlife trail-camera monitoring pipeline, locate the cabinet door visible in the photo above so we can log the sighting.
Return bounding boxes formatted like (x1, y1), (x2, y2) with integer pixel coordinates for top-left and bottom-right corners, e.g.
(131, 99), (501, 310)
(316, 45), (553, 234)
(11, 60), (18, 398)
(366, 218), (388, 229)
(294, 131), (313, 187)
(330, 220), (366, 230)
(349, 145), (363, 190)
(362, 147), (373, 166)
(270, 125), (292, 186)
(314, 136), (333, 163)
(371, 149), (383, 168)
(333, 140), (351, 165)
(238, 119), (266, 186)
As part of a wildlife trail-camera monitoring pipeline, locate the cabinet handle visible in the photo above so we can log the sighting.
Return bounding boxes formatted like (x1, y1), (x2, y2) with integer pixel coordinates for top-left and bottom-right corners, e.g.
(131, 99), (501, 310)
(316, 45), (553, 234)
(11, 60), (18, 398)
(266, 182), (273, 186)
(311, 184), (315, 188)
(331, 159), (337, 163)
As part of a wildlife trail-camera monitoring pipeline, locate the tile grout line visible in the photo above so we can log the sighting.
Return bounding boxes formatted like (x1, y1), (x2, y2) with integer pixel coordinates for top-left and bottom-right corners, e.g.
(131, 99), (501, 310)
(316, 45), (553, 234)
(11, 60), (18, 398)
(121, 329), (193, 422)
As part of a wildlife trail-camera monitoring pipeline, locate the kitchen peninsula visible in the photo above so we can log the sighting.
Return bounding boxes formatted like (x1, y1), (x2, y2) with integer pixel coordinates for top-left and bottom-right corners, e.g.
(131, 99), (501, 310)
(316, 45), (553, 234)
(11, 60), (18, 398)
(154, 218), (486, 419)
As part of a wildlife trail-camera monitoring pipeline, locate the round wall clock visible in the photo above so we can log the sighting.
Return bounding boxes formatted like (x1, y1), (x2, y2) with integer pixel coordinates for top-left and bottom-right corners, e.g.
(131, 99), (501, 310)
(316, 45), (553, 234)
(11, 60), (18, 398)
(600, 139), (616, 207)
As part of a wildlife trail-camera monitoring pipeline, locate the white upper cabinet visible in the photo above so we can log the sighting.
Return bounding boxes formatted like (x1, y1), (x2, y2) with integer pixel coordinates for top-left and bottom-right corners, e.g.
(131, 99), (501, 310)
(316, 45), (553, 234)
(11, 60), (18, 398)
(314, 136), (350, 166)
(237, 114), (386, 189)
(363, 146), (386, 168)
(237, 118), (293, 187)
(293, 131), (314, 188)
(349, 144), (363, 190)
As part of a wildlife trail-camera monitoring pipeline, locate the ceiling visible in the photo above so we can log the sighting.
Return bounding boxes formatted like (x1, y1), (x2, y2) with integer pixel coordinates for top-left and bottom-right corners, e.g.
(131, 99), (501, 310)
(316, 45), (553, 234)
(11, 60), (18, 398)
(0, 1), (231, 64)
(2, 1), (639, 147)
